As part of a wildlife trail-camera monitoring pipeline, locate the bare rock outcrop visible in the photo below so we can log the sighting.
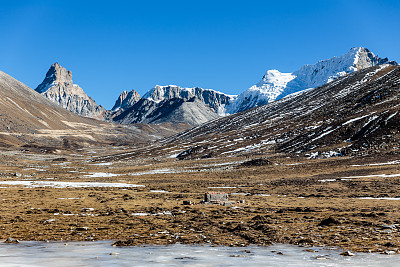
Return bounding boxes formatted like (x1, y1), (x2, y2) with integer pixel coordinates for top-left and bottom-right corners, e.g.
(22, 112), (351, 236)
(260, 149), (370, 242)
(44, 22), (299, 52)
(143, 85), (235, 115)
(111, 89), (140, 111)
(35, 63), (106, 120)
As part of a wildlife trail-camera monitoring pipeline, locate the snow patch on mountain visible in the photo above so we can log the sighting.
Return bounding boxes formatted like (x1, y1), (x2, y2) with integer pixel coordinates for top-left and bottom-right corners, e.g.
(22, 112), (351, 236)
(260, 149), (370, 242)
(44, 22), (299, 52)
(226, 70), (295, 113)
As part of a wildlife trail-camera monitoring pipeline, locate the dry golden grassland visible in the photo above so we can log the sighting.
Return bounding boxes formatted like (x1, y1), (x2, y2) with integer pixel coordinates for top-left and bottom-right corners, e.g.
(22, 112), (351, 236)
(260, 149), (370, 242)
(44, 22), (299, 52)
(0, 147), (400, 253)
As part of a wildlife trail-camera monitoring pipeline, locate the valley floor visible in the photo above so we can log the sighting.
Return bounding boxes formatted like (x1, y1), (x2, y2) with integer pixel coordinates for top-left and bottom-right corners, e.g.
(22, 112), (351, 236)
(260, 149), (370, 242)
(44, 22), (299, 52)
(0, 146), (400, 254)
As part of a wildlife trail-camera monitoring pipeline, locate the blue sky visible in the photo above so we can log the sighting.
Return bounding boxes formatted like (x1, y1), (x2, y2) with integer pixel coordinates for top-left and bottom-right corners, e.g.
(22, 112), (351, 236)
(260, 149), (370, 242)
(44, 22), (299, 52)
(1, 0), (399, 109)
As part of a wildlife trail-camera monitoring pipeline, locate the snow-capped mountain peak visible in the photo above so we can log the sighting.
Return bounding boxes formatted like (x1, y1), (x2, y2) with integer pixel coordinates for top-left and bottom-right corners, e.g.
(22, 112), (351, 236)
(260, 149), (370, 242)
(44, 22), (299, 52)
(226, 47), (398, 114)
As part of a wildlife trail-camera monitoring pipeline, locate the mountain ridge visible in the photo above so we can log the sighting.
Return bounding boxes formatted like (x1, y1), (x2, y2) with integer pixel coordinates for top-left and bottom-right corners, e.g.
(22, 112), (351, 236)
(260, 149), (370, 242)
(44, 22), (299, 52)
(35, 47), (398, 127)
(225, 47), (398, 113)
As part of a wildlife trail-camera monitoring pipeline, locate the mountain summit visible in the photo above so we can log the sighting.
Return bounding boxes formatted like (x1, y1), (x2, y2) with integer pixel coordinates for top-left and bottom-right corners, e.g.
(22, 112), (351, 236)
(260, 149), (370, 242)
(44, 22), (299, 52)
(35, 63), (106, 119)
(112, 89), (141, 111)
(226, 47), (398, 113)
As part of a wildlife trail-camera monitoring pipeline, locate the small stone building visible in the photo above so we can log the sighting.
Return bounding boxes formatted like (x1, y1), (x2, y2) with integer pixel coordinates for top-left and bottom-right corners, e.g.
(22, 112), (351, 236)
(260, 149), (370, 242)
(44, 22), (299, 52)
(204, 192), (228, 203)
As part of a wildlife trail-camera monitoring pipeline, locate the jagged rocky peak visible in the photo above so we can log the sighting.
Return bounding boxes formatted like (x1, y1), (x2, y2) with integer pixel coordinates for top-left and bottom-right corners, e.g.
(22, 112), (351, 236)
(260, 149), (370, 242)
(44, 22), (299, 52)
(35, 63), (106, 119)
(143, 85), (235, 115)
(354, 47), (398, 70)
(35, 62), (72, 93)
(226, 47), (398, 114)
(112, 89), (140, 111)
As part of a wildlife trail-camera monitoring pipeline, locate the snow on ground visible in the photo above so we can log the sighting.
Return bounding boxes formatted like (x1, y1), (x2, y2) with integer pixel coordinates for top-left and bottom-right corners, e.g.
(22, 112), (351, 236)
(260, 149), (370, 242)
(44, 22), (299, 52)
(351, 160), (400, 167)
(83, 172), (122, 178)
(90, 162), (114, 166)
(208, 186), (236, 189)
(357, 197), (400, 200)
(0, 181), (145, 188)
(342, 174), (400, 179)
(342, 113), (373, 126)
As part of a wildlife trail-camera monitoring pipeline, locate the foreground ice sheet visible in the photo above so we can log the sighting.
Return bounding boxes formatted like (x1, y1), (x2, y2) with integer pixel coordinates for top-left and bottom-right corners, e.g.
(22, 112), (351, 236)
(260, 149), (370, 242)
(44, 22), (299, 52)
(0, 241), (398, 267)
(0, 181), (145, 188)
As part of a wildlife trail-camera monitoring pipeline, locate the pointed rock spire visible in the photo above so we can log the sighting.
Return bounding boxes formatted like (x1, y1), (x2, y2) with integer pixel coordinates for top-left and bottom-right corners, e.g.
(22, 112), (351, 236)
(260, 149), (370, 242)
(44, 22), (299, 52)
(35, 63), (106, 119)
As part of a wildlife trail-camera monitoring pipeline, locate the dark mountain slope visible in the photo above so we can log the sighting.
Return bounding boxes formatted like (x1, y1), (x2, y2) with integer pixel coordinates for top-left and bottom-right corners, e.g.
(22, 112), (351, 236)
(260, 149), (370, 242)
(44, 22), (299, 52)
(112, 97), (219, 126)
(157, 64), (400, 159)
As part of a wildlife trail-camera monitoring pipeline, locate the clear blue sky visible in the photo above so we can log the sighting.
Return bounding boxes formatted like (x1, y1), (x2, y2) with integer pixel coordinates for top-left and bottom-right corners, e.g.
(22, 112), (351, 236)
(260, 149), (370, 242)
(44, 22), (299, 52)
(1, 0), (399, 109)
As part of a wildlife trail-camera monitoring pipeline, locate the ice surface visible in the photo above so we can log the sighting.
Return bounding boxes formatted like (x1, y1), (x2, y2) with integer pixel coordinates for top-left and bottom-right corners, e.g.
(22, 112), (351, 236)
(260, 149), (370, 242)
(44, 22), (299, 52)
(0, 241), (399, 267)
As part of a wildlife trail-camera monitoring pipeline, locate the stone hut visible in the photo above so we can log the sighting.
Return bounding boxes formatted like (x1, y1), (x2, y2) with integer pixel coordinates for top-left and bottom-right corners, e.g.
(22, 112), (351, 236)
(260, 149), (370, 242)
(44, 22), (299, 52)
(204, 192), (228, 203)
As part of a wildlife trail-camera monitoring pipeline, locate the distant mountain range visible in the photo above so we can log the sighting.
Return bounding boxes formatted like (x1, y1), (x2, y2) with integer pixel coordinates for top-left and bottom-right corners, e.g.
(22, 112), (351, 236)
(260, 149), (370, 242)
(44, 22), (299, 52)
(0, 68), (183, 148)
(151, 64), (400, 159)
(35, 47), (398, 127)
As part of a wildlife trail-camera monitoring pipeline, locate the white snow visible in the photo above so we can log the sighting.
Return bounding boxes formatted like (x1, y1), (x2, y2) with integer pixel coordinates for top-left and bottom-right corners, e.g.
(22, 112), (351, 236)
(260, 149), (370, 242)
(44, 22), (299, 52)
(83, 172), (122, 178)
(357, 197), (400, 200)
(318, 179), (337, 182)
(351, 160), (400, 167)
(207, 186), (236, 189)
(343, 113), (373, 125)
(149, 190), (169, 193)
(0, 181), (145, 188)
(342, 174), (400, 179)
(91, 162), (114, 166)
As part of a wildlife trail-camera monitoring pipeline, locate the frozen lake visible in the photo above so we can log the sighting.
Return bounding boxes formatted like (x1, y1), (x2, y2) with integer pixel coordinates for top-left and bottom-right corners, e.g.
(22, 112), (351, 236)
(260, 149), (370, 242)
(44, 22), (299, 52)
(0, 241), (398, 266)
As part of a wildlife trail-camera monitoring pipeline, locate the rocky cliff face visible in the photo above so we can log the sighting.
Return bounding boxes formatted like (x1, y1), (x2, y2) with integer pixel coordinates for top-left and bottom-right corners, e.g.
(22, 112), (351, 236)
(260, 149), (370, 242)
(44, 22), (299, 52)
(112, 97), (219, 126)
(143, 85), (235, 116)
(35, 63), (106, 120)
(226, 47), (398, 114)
(111, 90), (141, 111)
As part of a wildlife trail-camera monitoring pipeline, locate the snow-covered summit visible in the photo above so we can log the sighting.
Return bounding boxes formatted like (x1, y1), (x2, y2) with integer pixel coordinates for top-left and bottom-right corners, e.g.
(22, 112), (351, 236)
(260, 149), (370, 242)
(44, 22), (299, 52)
(226, 47), (398, 114)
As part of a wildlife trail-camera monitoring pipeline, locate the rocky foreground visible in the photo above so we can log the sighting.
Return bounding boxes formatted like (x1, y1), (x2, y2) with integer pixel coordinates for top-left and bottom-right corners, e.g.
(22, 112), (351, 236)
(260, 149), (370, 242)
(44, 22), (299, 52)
(0, 147), (400, 254)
